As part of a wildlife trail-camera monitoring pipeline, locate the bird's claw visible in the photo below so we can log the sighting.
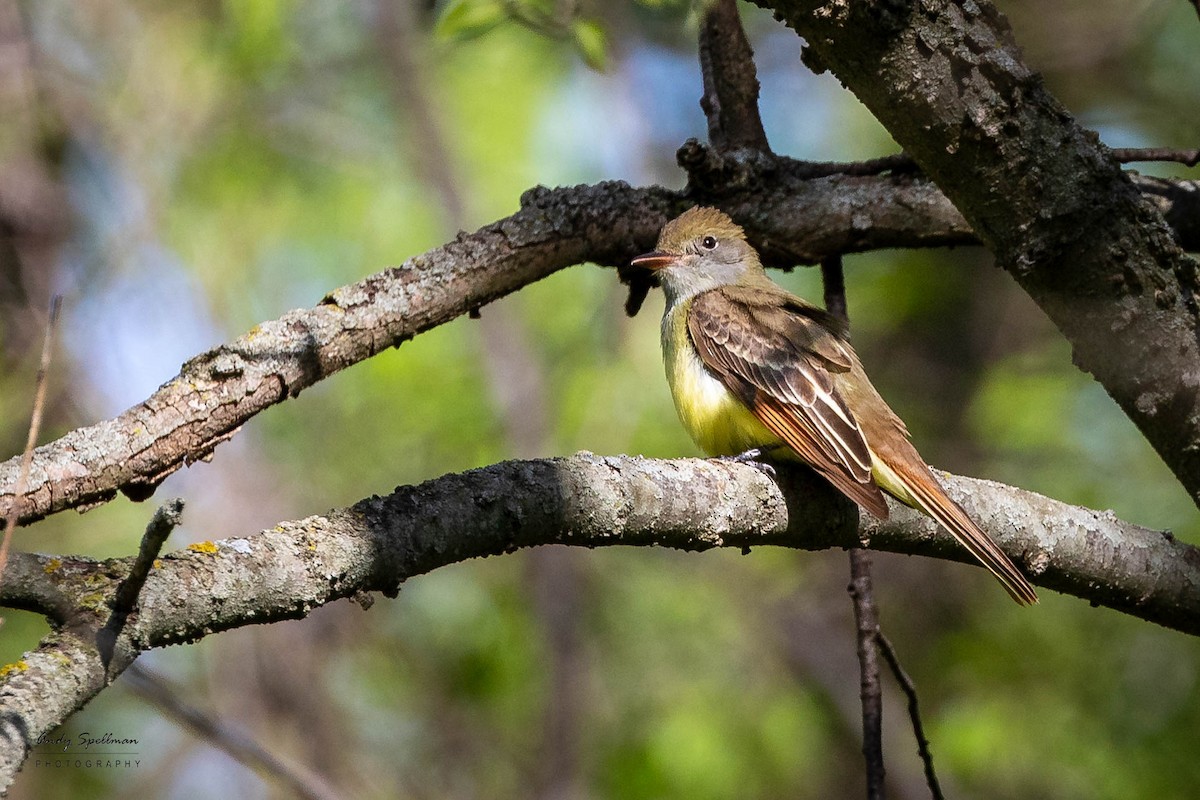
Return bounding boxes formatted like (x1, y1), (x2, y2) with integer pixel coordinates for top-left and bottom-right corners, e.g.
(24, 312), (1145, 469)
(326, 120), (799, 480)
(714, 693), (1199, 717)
(717, 446), (780, 478)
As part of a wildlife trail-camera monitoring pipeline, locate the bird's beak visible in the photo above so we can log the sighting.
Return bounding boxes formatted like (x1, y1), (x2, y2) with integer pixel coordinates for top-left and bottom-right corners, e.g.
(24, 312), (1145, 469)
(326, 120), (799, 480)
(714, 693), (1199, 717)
(631, 250), (676, 271)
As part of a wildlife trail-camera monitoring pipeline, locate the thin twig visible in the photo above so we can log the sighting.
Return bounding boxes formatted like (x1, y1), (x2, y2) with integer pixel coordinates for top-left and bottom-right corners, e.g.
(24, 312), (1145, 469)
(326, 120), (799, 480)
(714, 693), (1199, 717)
(125, 663), (343, 800)
(110, 499), (185, 617)
(823, 255), (886, 798)
(1110, 147), (1200, 167)
(698, 0), (770, 152)
(800, 147), (1199, 179)
(0, 296), (61, 586)
(876, 632), (944, 800)
(848, 549), (886, 799)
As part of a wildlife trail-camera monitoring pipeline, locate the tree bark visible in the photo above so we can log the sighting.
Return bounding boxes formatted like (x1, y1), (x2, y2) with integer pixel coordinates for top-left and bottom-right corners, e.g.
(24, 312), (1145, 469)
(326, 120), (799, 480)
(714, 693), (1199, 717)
(751, 0), (1200, 507)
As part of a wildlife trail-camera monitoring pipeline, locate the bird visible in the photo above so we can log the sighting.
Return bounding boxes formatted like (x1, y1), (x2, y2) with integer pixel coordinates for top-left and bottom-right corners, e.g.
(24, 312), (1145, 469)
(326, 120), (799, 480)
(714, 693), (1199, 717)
(631, 206), (1037, 605)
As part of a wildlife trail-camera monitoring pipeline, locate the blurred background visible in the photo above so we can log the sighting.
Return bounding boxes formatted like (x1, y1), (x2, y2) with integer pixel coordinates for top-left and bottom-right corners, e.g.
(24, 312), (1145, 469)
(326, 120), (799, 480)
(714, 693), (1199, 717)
(2, 1), (1198, 797)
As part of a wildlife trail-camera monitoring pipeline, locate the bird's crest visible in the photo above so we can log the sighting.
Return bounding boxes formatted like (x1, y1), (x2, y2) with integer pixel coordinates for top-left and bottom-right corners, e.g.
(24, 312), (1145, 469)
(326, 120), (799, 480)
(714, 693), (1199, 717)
(657, 206), (747, 253)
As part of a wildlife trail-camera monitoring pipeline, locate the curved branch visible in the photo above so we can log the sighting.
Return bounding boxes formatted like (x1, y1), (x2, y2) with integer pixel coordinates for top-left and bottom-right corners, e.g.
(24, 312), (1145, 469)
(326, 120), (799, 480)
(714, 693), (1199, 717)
(2, 453), (1197, 786)
(753, 0), (1200, 507)
(2, 168), (1198, 526)
(0, 182), (680, 525)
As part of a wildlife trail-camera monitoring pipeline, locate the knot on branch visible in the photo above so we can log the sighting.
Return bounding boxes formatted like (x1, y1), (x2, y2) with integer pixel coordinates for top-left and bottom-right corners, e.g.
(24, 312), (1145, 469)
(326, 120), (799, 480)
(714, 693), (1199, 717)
(677, 139), (775, 197)
(518, 184), (555, 210)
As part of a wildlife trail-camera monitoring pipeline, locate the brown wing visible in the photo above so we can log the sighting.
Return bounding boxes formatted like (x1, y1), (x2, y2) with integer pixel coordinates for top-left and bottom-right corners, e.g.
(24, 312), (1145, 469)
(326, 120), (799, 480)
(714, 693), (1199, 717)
(688, 287), (889, 519)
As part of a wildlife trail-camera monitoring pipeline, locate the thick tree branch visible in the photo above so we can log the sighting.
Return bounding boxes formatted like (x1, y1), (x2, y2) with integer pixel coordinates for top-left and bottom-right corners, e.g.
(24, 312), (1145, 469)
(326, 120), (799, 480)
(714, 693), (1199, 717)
(0, 182), (679, 526)
(2, 166), (1198, 527)
(2, 453), (1198, 786)
(753, 0), (1200, 507)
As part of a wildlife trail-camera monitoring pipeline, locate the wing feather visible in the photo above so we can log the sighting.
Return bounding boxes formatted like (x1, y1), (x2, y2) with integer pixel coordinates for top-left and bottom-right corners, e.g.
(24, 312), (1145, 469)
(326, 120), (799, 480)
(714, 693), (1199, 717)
(688, 288), (888, 518)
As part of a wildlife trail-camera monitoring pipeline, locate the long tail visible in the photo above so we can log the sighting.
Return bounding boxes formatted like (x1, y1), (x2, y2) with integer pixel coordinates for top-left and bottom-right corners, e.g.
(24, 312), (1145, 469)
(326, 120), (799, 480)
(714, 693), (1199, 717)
(903, 472), (1038, 605)
(872, 452), (1038, 605)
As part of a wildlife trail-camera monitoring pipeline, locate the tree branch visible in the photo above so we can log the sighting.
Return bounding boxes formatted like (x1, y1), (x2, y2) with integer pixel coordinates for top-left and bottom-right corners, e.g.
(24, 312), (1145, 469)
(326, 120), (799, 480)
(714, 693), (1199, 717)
(699, 0), (770, 152)
(0, 182), (679, 526)
(849, 549), (886, 799)
(2, 453), (1198, 786)
(823, 254), (887, 798)
(753, 0), (1200, 508)
(2, 166), (1199, 527)
(876, 632), (943, 800)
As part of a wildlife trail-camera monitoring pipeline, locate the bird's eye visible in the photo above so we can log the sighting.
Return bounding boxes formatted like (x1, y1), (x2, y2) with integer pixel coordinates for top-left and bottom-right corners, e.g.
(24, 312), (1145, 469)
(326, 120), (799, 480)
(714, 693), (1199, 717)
(701, 235), (718, 250)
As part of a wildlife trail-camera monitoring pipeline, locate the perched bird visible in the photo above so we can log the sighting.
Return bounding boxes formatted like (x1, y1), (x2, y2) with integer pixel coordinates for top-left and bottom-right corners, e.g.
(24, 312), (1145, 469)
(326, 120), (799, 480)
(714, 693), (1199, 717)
(632, 206), (1037, 605)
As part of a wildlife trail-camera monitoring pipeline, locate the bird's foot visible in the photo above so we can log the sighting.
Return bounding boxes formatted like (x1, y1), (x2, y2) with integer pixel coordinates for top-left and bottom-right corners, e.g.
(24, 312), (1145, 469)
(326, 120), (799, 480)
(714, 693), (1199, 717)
(717, 445), (781, 478)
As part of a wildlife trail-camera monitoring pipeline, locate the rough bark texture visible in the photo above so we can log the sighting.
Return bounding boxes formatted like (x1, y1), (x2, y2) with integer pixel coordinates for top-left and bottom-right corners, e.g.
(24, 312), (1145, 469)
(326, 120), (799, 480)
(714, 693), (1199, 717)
(2, 1), (1198, 792)
(700, 0), (771, 152)
(3, 167), (1196, 528)
(3, 453), (1199, 787)
(752, 0), (1200, 506)
(0, 182), (678, 526)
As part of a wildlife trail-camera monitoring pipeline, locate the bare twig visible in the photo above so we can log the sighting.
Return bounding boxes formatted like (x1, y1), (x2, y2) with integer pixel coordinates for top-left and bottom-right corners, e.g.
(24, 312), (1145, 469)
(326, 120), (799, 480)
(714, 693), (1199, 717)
(96, 499), (185, 671)
(849, 549), (886, 799)
(823, 254), (887, 798)
(698, 0), (770, 152)
(125, 663), (343, 800)
(0, 295), (60, 586)
(1110, 147), (1200, 167)
(876, 632), (944, 800)
(110, 499), (184, 617)
(800, 147), (1198, 180)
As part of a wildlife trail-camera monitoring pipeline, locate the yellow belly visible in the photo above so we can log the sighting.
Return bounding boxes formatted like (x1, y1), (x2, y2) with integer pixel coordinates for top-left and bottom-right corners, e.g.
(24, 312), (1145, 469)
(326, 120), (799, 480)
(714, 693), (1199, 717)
(662, 303), (782, 456)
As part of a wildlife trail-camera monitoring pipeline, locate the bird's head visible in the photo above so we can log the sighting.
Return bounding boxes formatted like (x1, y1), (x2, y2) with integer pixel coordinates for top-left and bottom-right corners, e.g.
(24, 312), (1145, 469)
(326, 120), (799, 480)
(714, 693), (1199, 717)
(632, 207), (766, 303)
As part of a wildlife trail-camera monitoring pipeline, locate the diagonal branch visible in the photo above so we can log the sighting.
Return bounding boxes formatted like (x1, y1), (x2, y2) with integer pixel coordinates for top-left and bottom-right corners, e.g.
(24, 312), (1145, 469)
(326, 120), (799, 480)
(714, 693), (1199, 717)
(0, 183), (680, 526)
(876, 632), (944, 800)
(125, 664), (343, 800)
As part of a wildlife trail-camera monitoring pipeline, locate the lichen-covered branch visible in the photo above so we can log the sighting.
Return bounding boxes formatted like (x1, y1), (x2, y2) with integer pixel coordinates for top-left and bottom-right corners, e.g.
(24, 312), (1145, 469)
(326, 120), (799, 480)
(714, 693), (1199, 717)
(2, 453), (1197, 787)
(753, 0), (1200, 508)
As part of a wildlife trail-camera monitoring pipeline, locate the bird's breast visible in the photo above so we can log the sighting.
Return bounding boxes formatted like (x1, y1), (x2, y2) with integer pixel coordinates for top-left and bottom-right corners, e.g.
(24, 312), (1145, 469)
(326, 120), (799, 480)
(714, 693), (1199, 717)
(661, 301), (779, 456)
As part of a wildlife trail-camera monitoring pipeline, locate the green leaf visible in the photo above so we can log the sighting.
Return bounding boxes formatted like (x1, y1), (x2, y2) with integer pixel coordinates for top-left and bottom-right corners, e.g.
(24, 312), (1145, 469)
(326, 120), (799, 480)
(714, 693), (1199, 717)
(435, 0), (507, 42)
(571, 18), (608, 71)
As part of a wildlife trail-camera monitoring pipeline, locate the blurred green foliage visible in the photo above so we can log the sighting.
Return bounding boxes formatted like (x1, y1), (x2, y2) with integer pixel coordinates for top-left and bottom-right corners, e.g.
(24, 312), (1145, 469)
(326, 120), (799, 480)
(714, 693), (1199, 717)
(2, 1), (1198, 798)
